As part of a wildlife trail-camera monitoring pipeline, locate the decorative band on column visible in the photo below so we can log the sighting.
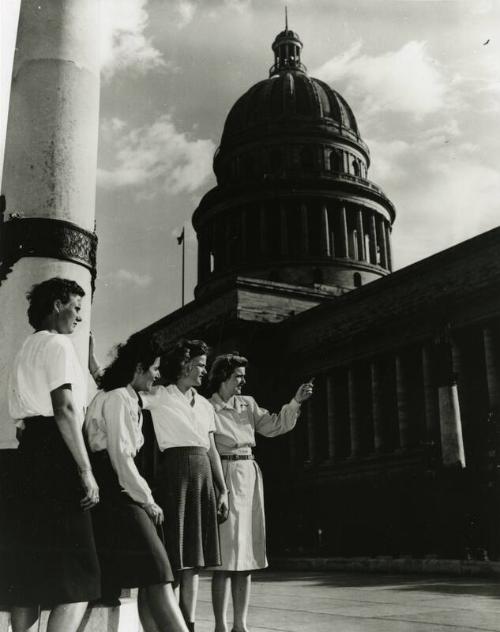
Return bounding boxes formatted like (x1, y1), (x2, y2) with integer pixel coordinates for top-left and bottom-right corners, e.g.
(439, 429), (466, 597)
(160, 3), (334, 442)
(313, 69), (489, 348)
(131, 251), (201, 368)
(0, 216), (98, 288)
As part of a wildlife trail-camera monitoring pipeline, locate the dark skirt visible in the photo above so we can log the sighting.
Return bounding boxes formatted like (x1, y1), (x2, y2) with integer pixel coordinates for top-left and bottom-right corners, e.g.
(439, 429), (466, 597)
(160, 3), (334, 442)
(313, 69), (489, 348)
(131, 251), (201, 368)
(157, 447), (221, 571)
(0, 449), (19, 605)
(12, 418), (101, 606)
(91, 450), (174, 591)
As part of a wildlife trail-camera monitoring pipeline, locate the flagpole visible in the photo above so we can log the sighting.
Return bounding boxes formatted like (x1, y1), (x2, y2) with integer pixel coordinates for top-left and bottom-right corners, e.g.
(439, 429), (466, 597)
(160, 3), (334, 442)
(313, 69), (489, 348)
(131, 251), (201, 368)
(177, 226), (185, 307)
(181, 229), (185, 307)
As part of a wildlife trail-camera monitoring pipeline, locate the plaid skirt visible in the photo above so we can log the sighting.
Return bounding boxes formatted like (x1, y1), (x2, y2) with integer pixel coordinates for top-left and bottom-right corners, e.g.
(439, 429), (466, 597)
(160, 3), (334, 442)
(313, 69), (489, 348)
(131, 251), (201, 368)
(91, 451), (174, 592)
(157, 447), (221, 571)
(12, 418), (101, 606)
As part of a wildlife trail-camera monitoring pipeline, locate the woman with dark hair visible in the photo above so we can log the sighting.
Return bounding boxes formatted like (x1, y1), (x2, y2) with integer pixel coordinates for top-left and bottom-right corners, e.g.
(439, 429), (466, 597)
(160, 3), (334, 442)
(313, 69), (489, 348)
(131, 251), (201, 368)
(8, 277), (100, 632)
(84, 334), (188, 632)
(208, 353), (313, 632)
(142, 339), (228, 632)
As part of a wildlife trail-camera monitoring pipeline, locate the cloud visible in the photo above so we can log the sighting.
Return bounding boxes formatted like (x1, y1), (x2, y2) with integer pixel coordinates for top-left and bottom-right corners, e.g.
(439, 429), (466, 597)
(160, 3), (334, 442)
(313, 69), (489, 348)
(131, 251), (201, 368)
(175, 1), (197, 28)
(103, 269), (153, 288)
(313, 40), (447, 120)
(172, 0), (251, 27)
(99, 0), (166, 79)
(98, 114), (216, 197)
(367, 124), (500, 267)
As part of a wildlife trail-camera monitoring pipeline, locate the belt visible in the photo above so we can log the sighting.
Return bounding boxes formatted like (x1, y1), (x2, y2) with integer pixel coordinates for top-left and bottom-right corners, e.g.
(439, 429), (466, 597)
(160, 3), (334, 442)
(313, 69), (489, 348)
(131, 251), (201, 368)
(220, 454), (254, 461)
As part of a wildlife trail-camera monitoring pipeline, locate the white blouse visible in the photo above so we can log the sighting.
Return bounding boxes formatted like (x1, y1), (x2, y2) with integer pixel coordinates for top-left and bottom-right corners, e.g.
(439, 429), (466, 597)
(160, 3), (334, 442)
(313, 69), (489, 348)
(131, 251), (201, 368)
(85, 385), (154, 506)
(210, 394), (300, 455)
(9, 331), (86, 425)
(142, 384), (216, 451)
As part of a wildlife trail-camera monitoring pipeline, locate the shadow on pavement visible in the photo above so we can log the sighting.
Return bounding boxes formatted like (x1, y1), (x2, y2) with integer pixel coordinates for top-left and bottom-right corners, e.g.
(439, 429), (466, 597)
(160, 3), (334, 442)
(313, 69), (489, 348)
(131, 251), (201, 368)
(246, 569), (500, 598)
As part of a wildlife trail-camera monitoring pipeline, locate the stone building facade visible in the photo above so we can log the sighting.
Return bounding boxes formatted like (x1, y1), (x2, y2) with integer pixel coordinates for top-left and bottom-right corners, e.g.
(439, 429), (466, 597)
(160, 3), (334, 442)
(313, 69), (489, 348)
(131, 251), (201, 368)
(139, 28), (500, 560)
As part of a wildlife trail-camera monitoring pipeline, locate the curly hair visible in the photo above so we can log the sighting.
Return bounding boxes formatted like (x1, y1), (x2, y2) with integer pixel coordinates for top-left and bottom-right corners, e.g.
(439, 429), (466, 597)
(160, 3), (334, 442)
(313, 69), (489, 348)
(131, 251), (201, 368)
(100, 333), (162, 392)
(208, 352), (248, 394)
(160, 339), (209, 385)
(27, 277), (85, 330)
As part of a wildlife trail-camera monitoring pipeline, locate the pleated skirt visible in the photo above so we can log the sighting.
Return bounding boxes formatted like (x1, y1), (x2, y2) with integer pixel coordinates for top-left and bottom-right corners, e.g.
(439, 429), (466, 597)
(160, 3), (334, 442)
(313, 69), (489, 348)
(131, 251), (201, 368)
(213, 458), (268, 571)
(91, 451), (174, 592)
(157, 447), (221, 571)
(12, 418), (101, 606)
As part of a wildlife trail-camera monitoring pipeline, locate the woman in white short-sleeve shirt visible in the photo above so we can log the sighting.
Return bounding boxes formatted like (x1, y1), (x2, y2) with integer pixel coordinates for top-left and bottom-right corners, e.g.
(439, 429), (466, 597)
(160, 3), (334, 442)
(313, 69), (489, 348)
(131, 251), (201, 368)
(7, 277), (100, 632)
(142, 339), (228, 632)
(208, 353), (313, 632)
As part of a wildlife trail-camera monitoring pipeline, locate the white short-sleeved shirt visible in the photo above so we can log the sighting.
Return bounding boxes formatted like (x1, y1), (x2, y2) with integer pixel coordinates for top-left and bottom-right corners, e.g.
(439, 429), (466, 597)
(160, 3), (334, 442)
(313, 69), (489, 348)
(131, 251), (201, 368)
(8, 331), (86, 425)
(142, 384), (216, 451)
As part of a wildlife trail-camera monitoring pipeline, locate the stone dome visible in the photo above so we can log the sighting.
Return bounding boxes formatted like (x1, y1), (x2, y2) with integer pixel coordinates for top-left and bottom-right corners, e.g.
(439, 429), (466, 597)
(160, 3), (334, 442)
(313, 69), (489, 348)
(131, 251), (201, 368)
(220, 72), (361, 145)
(195, 26), (396, 301)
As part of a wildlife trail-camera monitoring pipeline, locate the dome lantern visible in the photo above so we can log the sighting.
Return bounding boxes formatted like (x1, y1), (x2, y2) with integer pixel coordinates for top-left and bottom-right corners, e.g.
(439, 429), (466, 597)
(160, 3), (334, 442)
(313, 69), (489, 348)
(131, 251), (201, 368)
(269, 10), (306, 76)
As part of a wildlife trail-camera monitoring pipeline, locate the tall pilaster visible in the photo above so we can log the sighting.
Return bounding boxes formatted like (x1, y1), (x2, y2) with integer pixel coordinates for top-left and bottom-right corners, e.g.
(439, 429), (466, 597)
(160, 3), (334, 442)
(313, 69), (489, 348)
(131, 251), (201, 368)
(0, 0), (100, 448)
(378, 217), (388, 268)
(385, 224), (393, 270)
(356, 210), (365, 261)
(484, 326), (500, 413)
(370, 360), (384, 453)
(325, 373), (336, 460)
(339, 206), (348, 257)
(395, 354), (410, 449)
(369, 214), (378, 264)
(348, 367), (361, 456)
(320, 205), (330, 256)
(422, 343), (438, 441)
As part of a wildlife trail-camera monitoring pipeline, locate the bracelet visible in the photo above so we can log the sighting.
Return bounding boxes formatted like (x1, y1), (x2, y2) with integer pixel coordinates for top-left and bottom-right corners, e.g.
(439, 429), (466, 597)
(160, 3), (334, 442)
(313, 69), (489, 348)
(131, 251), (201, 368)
(78, 466), (92, 474)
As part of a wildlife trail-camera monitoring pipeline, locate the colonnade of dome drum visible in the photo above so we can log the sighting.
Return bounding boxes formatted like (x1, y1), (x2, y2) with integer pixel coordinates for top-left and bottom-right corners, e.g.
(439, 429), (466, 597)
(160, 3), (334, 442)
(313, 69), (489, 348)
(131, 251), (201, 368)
(197, 198), (392, 290)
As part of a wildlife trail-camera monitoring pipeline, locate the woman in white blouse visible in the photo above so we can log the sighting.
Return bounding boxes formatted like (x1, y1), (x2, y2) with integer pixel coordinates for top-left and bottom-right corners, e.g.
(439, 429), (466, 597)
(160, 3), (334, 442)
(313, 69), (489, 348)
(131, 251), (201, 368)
(142, 339), (228, 632)
(8, 278), (100, 632)
(85, 334), (188, 632)
(208, 353), (313, 632)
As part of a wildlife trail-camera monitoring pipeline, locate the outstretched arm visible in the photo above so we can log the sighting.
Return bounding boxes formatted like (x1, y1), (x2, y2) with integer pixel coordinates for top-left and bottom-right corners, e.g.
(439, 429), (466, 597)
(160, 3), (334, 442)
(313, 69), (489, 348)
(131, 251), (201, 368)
(253, 381), (314, 437)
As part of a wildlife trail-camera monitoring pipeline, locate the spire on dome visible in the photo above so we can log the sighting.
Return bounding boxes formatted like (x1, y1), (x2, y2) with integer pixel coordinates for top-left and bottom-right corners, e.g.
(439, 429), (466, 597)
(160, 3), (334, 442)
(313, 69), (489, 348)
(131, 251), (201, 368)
(269, 13), (306, 76)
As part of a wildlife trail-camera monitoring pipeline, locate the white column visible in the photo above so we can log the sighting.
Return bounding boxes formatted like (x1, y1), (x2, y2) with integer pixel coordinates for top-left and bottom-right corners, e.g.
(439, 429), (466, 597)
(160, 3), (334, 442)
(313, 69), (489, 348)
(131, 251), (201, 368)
(0, 0), (100, 447)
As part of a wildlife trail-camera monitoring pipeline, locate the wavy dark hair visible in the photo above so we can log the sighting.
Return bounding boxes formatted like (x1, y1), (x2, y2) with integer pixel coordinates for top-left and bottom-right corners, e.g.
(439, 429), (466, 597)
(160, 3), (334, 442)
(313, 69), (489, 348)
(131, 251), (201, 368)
(100, 333), (162, 392)
(208, 352), (248, 394)
(27, 277), (85, 329)
(161, 339), (209, 385)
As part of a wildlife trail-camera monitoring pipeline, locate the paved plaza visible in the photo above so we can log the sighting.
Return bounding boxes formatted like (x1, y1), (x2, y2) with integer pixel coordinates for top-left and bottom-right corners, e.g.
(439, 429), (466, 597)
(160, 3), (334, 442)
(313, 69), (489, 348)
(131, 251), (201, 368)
(194, 570), (500, 632)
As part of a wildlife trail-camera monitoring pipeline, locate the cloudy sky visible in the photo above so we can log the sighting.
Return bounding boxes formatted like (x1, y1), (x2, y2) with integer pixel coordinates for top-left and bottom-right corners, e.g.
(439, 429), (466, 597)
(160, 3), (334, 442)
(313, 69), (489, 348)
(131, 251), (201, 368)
(1, 0), (500, 360)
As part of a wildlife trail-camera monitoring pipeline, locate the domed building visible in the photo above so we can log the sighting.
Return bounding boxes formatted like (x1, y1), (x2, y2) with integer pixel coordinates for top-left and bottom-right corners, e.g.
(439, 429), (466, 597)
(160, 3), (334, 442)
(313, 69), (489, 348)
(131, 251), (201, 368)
(194, 27), (395, 299)
(138, 27), (500, 564)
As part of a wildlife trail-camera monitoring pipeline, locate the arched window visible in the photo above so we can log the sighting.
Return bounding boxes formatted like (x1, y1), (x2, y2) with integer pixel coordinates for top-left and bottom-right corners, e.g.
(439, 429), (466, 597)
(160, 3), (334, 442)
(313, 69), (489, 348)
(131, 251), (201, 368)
(330, 150), (343, 172)
(352, 159), (360, 176)
(354, 272), (362, 288)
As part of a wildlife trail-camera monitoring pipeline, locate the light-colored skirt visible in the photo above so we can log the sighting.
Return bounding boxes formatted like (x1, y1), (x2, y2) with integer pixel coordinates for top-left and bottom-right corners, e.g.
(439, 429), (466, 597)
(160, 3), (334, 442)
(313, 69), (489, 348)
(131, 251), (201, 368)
(214, 458), (268, 571)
